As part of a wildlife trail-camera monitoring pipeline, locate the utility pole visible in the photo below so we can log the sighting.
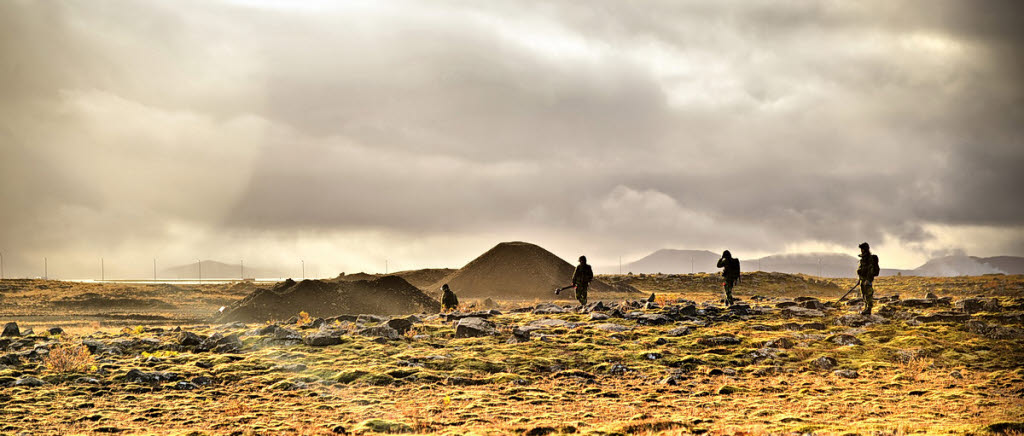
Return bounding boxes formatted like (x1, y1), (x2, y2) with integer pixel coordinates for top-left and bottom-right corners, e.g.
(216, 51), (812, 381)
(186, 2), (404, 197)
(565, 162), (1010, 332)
(758, 259), (761, 272)
(691, 256), (694, 274)
(619, 256), (622, 275)
(197, 259), (202, 284)
(301, 260), (305, 280)
(240, 260), (244, 280)
(385, 259), (388, 274)
(153, 258), (157, 281)
(44, 257), (48, 280)
(1, 252), (4, 280)
(101, 258), (105, 282)
(818, 258), (822, 277)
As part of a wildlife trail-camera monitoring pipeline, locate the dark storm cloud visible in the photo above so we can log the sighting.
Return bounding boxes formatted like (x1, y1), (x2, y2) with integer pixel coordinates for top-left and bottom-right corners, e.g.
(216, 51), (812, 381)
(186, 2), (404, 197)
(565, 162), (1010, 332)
(0, 0), (1022, 276)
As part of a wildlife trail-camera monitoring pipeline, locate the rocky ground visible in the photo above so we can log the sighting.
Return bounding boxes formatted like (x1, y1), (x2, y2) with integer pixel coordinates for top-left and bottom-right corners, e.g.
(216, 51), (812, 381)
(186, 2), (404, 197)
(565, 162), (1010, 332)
(1, 276), (1023, 435)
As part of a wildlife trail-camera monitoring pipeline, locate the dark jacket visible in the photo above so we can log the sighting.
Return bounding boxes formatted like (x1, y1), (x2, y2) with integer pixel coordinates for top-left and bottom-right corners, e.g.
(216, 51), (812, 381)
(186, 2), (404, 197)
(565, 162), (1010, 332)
(718, 256), (740, 280)
(572, 264), (594, 287)
(441, 289), (459, 309)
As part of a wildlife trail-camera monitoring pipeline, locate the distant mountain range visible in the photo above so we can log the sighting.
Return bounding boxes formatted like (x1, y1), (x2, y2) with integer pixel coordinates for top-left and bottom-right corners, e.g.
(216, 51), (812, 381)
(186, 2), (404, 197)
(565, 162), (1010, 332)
(600, 250), (1024, 278)
(160, 260), (283, 279)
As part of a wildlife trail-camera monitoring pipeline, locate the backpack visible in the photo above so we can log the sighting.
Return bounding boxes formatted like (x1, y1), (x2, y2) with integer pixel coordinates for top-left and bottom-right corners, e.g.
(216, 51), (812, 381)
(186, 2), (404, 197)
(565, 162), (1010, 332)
(725, 258), (740, 279)
(870, 254), (880, 277)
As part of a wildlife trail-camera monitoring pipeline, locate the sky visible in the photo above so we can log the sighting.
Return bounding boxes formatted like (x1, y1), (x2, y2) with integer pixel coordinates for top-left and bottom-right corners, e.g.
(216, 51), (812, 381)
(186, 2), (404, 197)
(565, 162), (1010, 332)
(1, 0), (1022, 278)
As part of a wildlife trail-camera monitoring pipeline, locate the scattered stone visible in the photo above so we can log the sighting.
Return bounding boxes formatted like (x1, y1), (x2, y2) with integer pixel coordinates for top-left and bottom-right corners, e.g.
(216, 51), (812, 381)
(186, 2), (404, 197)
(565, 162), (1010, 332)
(636, 314), (672, 326)
(385, 318), (414, 334)
(965, 320), (1024, 340)
(696, 336), (740, 346)
(0, 353), (22, 366)
(800, 300), (827, 311)
(306, 331), (345, 346)
(776, 301), (798, 309)
(48, 327), (64, 335)
(782, 307), (825, 318)
(591, 323), (630, 333)
(834, 369), (859, 379)
(813, 356), (838, 370)
(828, 334), (863, 346)
(273, 328), (303, 342)
(950, 370), (963, 379)
(532, 303), (567, 315)
(666, 327), (692, 337)
(173, 381), (199, 390)
(454, 317), (495, 338)
(2, 322), (20, 337)
(925, 292), (939, 299)
(765, 337), (795, 349)
(589, 313), (609, 321)
(358, 419), (414, 434)
(583, 301), (609, 312)
(14, 377), (45, 387)
(177, 331), (203, 347)
(956, 298), (1000, 314)
(355, 326), (400, 341)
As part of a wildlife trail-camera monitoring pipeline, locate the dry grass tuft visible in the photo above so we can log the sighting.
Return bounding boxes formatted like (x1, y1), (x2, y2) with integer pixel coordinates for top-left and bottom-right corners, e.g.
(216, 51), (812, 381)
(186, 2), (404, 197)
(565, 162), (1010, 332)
(43, 336), (96, 374)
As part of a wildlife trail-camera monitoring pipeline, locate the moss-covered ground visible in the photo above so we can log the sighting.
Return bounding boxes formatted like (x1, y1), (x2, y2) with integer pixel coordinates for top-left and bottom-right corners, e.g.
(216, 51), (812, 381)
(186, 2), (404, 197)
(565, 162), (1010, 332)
(1, 275), (1022, 435)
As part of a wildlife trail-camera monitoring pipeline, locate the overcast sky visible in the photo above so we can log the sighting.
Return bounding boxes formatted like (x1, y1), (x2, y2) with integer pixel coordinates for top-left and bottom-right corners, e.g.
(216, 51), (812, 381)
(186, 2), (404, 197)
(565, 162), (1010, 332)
(1, 0), (1022, 278)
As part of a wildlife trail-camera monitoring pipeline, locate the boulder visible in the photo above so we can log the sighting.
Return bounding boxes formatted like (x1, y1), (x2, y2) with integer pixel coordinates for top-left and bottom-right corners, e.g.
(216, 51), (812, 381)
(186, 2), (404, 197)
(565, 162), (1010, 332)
(47, 327), (64, 336)
(833, 369), (859, 379)
(454, 317), (495, 338)
(14, 377), (45, 387)
(696, 336), (740, 346)
(765, 337), (795, 349)
(828, 334), (863, 346)
(591, 323), (630, 333)
(666, 327), (693, 337)
(305, 330), (344, 346)
(355, 326), (400, 341)
(956, 298), (1000, 314)
(177, 331), (203, 347)
(385, 318), (414, 334)
(813, 356), (838, 370)
(636, 314), (672, 326)
(782, 307), (825, 318)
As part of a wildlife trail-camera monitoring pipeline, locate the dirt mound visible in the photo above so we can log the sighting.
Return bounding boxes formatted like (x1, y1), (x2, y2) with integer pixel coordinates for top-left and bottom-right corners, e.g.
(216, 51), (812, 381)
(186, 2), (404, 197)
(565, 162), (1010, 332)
(430, 241), (630, 300)
(334, 272), (379, 282)
(393, 268), (457, 292)
(217, 276), (440, 323)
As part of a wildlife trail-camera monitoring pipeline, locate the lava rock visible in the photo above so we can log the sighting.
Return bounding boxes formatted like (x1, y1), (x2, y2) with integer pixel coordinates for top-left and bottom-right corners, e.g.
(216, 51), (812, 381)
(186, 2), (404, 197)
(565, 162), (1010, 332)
(828, 334), (863, 346)
(765, 337), (795, 349)
(696, 336), (740, 346)
(833, 369), (859, 379)
(814, 356), (838, 370)
(666, 327), (693, 337)
(454, 317), (495, 338)
(636, 314), (672, 326)
(177, 331), (203, 347)
(305, 331), (344, 346)
(355, 326), (400, 341)
(385, 318), (414, 334)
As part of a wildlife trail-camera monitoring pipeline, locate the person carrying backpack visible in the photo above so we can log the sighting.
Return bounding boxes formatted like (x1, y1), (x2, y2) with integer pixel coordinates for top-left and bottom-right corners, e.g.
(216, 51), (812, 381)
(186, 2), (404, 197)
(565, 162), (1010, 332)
(570, 255), (594, 307)
(716, 250), (741, 306)
(856, 242), (880, 315)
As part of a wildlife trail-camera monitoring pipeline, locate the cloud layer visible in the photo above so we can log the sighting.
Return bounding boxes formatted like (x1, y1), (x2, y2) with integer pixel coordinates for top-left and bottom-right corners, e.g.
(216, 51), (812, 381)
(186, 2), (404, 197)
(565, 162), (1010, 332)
(1, 1), (1022, 277)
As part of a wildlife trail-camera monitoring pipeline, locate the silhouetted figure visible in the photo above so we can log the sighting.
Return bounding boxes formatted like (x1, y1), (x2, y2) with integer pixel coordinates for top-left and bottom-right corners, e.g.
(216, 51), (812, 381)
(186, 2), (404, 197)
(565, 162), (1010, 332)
(570, 256), (594, 306)
(717, 250), (741, 306)
(440, 283), (459, 312)
(857, 243), (879, 315)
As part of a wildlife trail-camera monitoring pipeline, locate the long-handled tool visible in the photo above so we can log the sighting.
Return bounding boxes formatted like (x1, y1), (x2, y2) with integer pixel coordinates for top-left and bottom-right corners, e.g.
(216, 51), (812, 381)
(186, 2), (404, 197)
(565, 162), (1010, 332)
(554, 285), (575, 295)
(838, 280), (862, 302)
